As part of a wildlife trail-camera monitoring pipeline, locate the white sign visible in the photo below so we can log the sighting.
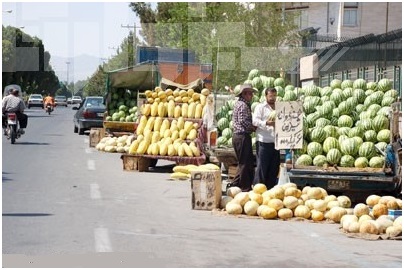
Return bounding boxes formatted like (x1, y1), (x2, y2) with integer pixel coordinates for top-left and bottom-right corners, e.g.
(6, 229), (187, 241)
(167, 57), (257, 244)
(275, 101), (304, 150)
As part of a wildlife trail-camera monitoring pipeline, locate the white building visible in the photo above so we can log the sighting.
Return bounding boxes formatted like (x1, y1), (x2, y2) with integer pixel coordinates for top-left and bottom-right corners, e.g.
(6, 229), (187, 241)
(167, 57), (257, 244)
(287, 2), (402, 91)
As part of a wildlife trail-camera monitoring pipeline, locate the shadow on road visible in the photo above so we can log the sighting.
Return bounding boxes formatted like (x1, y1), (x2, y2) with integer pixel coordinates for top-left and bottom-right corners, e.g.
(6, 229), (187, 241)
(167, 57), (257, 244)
(2, 172), (13, 182)
(15, 142), (50, 145)
(148, 163), (176, 173)
(2, 213), (53, 217)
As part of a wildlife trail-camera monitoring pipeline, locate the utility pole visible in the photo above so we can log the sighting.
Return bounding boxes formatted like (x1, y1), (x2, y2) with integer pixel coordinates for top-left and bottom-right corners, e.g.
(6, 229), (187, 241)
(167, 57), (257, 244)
(121, 23), (142, 67)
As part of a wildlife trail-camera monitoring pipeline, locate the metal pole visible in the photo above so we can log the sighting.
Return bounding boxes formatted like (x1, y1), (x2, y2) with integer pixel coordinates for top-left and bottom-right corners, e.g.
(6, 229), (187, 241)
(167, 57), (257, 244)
(66, 61), (71, 98)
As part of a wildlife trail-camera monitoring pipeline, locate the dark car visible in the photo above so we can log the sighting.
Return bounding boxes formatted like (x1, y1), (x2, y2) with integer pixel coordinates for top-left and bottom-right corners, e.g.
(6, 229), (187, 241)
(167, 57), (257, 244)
(73, 96), (105, 135)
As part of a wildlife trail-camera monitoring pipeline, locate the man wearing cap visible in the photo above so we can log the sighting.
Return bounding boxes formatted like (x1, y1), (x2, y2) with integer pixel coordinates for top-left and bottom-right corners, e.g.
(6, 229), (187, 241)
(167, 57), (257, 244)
(228, 84), (257, 192)
(2, 88), (28, 134)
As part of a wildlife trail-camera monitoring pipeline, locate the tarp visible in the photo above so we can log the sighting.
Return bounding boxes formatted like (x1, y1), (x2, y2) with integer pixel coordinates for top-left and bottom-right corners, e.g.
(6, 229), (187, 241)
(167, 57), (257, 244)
(107, 63), (159, 91)
(160, 77), (204, 92)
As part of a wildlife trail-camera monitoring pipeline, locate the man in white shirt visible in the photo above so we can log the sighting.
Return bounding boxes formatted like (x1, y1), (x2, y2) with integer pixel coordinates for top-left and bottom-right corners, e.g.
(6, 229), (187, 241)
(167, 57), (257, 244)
(252, 88), (280, 189)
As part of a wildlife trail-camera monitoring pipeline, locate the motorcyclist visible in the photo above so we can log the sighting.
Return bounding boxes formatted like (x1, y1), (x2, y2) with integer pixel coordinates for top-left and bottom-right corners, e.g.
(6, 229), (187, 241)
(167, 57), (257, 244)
(2, 88), (28, 134)
(43, 93), (55, 111)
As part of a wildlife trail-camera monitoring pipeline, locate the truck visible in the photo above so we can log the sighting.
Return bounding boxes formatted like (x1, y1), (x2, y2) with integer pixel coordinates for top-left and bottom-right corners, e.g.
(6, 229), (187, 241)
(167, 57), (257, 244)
(288, 102), (402, 203)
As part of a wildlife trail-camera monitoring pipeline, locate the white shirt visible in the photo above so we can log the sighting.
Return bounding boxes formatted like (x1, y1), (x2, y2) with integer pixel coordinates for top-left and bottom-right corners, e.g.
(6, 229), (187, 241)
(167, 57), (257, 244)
(252, 102), (275, 143)
(202, 104), (214, 131)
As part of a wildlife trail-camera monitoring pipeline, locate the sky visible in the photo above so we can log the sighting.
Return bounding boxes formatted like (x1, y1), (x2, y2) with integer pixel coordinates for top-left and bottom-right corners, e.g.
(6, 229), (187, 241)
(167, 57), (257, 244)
(2, 1), (143, 82)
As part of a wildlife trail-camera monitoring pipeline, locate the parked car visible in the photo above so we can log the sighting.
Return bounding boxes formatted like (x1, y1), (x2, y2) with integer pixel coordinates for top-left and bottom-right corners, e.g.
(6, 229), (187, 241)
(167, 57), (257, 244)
(73, 96), (106, 135)
(71, 96), (82, 104)
(54, 95), (67, 107)
(27, 94), (44, 109)
(67, 97), (72, 104)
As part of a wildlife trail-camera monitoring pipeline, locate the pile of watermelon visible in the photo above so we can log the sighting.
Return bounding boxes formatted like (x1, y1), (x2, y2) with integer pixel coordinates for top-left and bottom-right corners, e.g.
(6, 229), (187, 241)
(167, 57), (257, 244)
(296, 78), (398, 169)
(216, 68), (399, 169)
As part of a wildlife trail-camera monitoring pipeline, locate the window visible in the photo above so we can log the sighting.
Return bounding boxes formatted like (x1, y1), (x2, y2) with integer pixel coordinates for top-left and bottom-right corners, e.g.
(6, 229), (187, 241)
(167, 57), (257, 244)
(343, 2), (358, 26)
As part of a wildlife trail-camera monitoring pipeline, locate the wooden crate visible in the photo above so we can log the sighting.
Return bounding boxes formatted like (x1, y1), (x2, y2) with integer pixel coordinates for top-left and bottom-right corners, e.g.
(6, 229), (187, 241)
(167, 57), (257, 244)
(228, 165), (238, 181)
(121, 154), (150, 172)
(191, 170), (222, 210)
(89, 128), (105, 147)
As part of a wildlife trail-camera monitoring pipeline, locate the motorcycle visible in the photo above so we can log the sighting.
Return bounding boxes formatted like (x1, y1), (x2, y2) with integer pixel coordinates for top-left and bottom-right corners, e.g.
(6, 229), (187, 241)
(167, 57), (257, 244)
(46, 103), (53, 115)
(4, 112), (22, 144)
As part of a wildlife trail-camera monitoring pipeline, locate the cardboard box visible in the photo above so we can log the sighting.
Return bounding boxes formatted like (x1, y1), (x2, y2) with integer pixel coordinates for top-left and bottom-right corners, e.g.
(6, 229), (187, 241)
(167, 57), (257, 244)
(191, 170), (221, 210)
(121, 154), (150, 172)
(89, 128), (105, 147)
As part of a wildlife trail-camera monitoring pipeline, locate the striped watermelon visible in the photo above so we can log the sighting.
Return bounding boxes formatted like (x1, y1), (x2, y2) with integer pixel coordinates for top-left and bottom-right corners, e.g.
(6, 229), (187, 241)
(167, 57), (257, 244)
(283, 90), (297, 101)
(227, 137), (232, 147)
(307, 142), (323, 158)
(381, 96), (396, 107)
(248, 69), (260, 80)
(323, 137), (339, 153)
(375, 141), (388, 152)
(285, 85), (295, 92)
(338, 101), (352, 115)
(342, 88), (353, 99)
(252, 77), (262, 90)
(353, 88), (367, 103)
(327, 148), (342, 165)
(320, 86), (333, 97)
(323, 125), (339, 138)
(274, 77), (285, 88)
(315, 118), (331, 128)
(348, 126), (364, 138)
(341, 80), (353, 90)
(338, 127), (351, 136)
(384, 89), (399, 99)
(356, 104), (365, 114)
(377, 78), (392, 92)
(338, 115), (353, 128)
(355, 157), (369, 168)
(217, 136), (228, 146)
(358, 142), (377, 159)
(372, 115), (389, 132)
(310, 127), (327, 143)
(352, 136), (364, 146)
(275, 86), (285, 97)
(295, 140), (308, 156)
(304, 84), (320, 96)
(296, 154), (313, 166)
(365, 89), (374, 96)
(313, 155), (328, 167)
(377, 106), (392, 117)
(369, 156), (385, 168)
(222, 128), (233, 139)
(376, 129), (390, 143)
(330, 90), (344, 105)
(330, 79), (342, 89)
(366, 81), (378, 90)
(353, 78), (367, 90)
(340, 138), (358, 156)
(340, 155), (355, 167)
(217, 117), (229, 131)
(364, 130), (378, 143)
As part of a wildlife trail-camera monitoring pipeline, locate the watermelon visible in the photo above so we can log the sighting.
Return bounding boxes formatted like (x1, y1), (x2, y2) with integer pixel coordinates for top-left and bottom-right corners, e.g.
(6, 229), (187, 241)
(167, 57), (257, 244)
(323, 125), (339, 138)
(330, 90), (344, 105)
(304, 84), (320, 96)
(340, 138), (358, 156)
(358, 142), (377, 159)
(353, 88), (367, 103)
(274, 86), (285, 97)
(348, 126), (364, 138)
(307, 142), (323, 158)
(217, 136), (227, 146)
(342, 88), (353, 99)
(338, 115), (354, 128)
(376, 129), (390, 143)
(222, 128), (233, 139)
(377, 78), (392, 92)
(274, 77), (285, 88)
(338, 127), (351, 136)
(283, 90), (297, 101)
(375, 141), (388, 152)
(330, 79), (342, 89)
(248, 69), (260, 80)
(369, 156), (385, 168)
(323, 137), (339, 154)
(217, 117), (229, 131)
(366, 81), (378, 90)
(315, 118), (331, 128)
(310, 127), (327, 143)
(296, 154), (313, 166)
(381, 96), (396, 107)
(341, 80), (353, 90)
(372, 115), (389, 132)
(326, 148), (342, 165)
(340, 155), (355, 167)
(384, 89), (399, 99)
(355, 157), (369, 168)
(353, 78), (367, 90)
(320, 86), (333, 97)
(313, 155), (328, 167)
(364, 130), (378, 143)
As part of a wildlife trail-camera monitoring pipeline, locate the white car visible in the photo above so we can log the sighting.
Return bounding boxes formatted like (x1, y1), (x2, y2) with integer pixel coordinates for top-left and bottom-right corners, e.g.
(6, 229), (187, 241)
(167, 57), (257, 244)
(71, 96), (82, 104)
(55, 95), (68, 107)
(27, 94), (44, 108)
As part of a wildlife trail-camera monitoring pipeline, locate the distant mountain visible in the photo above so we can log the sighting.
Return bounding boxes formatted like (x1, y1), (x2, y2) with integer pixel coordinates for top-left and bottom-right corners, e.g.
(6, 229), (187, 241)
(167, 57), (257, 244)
(51, 54), (102, 83)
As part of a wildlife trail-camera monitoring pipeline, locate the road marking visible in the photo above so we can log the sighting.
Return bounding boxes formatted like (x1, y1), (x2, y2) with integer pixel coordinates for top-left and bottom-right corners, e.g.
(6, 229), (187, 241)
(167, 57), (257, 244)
(87, 160), (96, 170)
(94, 227), (112, 252)
(90, 183), (101, 200)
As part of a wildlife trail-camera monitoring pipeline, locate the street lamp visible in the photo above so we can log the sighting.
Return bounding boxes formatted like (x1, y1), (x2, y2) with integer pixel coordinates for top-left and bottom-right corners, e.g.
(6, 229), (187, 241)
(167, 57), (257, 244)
(66, 61), (72, 99)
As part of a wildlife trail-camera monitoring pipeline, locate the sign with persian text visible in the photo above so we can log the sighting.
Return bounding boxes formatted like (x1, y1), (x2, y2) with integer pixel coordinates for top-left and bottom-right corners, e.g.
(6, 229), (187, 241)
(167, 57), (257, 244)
(275, 101), (303, 150)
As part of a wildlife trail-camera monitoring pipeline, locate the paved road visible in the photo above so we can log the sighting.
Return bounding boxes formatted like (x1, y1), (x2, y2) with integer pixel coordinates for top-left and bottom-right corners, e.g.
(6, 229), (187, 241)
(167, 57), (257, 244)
(2, 107), (402, 268)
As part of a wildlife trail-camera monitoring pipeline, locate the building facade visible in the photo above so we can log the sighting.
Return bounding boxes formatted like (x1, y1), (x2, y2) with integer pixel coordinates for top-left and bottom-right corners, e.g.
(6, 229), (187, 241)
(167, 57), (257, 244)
(287, 2), (402, 91)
